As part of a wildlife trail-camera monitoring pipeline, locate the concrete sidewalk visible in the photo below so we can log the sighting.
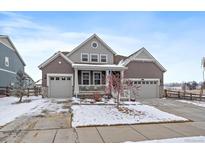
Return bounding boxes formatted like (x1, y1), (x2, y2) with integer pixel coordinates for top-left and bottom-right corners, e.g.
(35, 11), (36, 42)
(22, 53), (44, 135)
(1, 98), (205, 143)
(1, 121), (205, 143)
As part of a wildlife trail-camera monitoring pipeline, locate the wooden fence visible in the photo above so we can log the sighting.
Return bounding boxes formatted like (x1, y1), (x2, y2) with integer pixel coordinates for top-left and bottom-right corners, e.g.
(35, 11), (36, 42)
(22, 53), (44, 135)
(0, 87), (41, 97)
(164, 89), (205, 101)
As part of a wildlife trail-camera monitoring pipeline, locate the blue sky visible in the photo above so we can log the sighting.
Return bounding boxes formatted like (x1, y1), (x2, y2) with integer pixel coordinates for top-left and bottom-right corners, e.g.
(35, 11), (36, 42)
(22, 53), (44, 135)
(0, 12), (204, 83)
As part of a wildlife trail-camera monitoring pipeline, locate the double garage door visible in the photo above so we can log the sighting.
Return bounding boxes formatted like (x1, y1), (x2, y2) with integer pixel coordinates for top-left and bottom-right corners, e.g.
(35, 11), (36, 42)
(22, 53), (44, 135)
(48, 76), (73, 98)
(130, 79), (160, 98)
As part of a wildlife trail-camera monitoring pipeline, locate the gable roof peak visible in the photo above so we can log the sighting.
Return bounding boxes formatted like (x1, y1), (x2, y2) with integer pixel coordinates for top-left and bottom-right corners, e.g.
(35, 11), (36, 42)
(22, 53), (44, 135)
(67, 33), (117, 57)
(122, 47), (166, 72)
(92, 33), (98, 36)
(142, 47), (146, 49)
(38, 51), (73, 69)
(0, 35), (26, 66)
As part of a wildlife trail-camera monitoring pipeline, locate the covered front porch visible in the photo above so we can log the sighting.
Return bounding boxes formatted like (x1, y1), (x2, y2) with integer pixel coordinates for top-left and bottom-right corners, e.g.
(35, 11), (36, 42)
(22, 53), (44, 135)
(72, 63), (127, 96)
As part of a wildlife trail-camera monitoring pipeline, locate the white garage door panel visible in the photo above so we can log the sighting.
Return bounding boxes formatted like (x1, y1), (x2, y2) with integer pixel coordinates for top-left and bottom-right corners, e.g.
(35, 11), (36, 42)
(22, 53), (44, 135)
(49, 76), (72, 98)
(130, 80), (159, 99)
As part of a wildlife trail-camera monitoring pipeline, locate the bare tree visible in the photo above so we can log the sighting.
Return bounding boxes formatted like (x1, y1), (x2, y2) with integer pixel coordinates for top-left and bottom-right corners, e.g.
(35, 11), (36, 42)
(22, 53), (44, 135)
(105, 74), (123, 107)
(15, 70), (27, 102)
(124, 80), (141, 101)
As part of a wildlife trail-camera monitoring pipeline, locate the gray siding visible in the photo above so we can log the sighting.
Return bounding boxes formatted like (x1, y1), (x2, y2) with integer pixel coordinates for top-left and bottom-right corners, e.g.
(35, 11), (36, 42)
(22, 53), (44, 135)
(0, 43), (24, 87)
(41, 55), (74, 87)
(68, 37), (114, 64)
(124, 61), (164, 84)
(114, 55), (127, 64)
(124, 61), (164, 97)
(0, 71), (16, 87)
(0, 38), (15, 50)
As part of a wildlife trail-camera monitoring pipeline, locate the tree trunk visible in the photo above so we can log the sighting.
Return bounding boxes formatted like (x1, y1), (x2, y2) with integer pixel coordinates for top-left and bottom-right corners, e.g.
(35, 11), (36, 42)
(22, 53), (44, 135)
(117, 91), (120, 108)
(19, 95), (22, 102)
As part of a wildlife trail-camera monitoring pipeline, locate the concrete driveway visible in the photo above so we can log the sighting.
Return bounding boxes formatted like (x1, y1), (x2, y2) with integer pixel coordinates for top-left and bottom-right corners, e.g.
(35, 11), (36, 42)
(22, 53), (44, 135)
(1, 98), (205, 143)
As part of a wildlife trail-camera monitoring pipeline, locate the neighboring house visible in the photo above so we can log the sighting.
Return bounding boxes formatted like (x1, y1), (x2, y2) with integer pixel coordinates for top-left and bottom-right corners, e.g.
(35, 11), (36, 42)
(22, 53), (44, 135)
(39, 34), (166, 98)
(0, 35), (26, 88)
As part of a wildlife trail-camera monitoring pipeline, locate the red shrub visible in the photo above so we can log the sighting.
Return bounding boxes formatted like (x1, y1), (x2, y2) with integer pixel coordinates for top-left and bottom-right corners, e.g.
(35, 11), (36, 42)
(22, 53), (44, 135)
(93, 92), (101, 102)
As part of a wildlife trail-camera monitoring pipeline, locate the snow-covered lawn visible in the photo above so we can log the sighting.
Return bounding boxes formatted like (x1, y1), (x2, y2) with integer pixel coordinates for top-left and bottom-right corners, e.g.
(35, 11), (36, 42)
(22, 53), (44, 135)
(0, 96), (68, 126)
(71, 101), (188, 127)
(135, 136), (205, 143)
(72, 97), (117, 105)
(176, 100), (205, 108)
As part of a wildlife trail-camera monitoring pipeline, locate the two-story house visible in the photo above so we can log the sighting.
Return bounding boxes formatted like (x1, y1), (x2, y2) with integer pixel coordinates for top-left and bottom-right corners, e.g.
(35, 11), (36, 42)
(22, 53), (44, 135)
(38, 34), (166, 98)
(0, 35), (26, 88)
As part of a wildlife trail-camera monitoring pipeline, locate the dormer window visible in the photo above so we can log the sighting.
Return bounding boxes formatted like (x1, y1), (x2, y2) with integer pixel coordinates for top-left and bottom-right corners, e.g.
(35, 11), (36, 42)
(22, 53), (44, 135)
(90, 54), (99, 62)
(100, 54), (108, 63)
(81, 53), (89, 62)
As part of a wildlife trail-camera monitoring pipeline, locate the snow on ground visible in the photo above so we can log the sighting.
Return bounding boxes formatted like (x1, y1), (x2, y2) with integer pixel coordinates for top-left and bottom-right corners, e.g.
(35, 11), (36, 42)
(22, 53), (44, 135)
(0, 96), (68, 126)
(176, 100), (205, 108)
(72, 97), (140, 105)
(71, 101), (188, 127)
(135, 136), (205, 143)
(72, 97), (116, 105)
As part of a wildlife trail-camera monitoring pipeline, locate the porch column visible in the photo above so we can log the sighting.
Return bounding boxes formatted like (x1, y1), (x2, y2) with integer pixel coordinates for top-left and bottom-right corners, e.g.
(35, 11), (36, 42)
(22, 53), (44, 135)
(74, 68), (79, 96)
(106, 70), (110, 86)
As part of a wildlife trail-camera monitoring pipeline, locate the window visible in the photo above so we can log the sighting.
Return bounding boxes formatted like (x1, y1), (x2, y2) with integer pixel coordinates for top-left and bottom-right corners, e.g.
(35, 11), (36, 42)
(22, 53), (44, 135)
(150, 81), (153, 84)
(100, 54), (107, 63)
(67, 77), (71, 80)
(91, 41), (98, 48)
(138, 81), (141, 84)
(81, 53), (89, 62)
(62, 77), (66, 80)
(50, 77), (54, 80)
(82, 71), (90, 85)
(56, 77), (60, 80)
(146, 81), (149, 84)
(93, 72), (101, 85)
(5, 57), (9, 67)
(90, 54), (99, 62)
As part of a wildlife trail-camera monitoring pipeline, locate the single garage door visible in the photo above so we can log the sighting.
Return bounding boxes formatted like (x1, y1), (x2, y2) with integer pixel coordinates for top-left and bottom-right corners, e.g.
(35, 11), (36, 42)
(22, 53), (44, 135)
(49, 76), (72, 98)
(131, 80), (159, 98)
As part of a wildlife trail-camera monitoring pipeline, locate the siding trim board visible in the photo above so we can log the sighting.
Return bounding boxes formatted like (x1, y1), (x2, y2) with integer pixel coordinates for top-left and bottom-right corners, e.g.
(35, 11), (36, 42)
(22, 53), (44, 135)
(0, 68), (16, 74)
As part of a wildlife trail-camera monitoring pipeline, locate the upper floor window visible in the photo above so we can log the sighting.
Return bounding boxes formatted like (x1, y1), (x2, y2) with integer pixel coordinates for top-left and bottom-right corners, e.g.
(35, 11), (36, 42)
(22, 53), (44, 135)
(91, 41), (98, 48)
(90, 54), (99, 62)
(81, 53), (89, 62)
(100, 54), (108, 63)
(5, 57), (9, 67)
